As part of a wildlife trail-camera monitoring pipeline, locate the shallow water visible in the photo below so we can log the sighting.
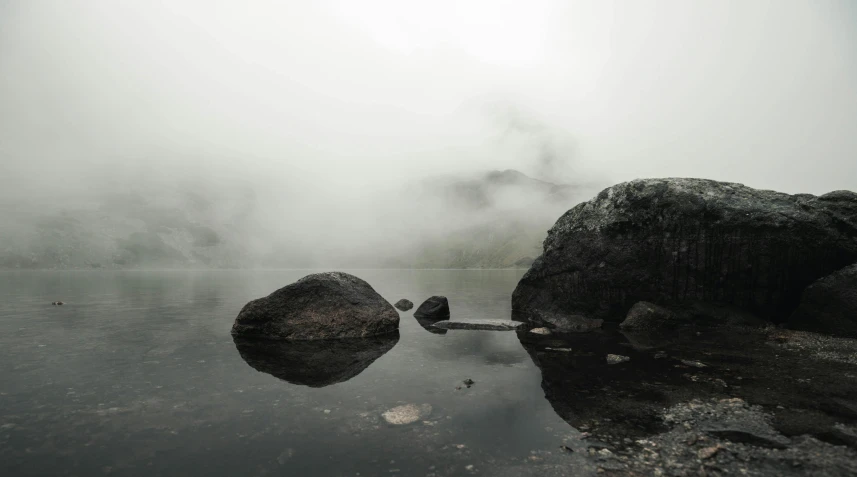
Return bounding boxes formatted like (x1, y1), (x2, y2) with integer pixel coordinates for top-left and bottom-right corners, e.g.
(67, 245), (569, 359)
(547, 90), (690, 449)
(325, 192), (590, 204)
(1, 270), (856, 477)
(0, 270), (577, 477)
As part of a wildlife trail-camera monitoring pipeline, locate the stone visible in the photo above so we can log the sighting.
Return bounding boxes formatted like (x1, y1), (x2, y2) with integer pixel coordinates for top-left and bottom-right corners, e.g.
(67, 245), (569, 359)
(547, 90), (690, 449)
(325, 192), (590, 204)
(382, 404), (432, 425)
(606, 354), (630, 365)
(620, 301), (679, 331)
(529, 327), (552, 335)
(414, 296), (450, 320)
(432, 319), (523, 331)
(789, 263), (857, 338)
(512, 179), (857, 329)
(394, 299), (414, 311)
(231, 272), (399, 340)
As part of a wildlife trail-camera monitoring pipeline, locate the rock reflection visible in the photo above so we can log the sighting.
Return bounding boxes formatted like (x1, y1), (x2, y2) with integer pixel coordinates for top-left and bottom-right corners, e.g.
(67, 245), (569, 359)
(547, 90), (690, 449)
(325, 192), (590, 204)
(518, 330), (675, 443)
(233, 332), (399, 387)
(517, 327), (857, 449)
(414, 315), (448, 335)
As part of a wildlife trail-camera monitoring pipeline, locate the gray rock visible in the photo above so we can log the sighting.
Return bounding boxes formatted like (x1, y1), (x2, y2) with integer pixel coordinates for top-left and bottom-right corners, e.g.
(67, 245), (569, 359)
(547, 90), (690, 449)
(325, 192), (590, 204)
(529, 327), (552, 335)
(512, 179), (857, 331)
(619, 301), (679, 331)
(432, 319), (523, 331)
(413, 296), (450, 320)
(789, 263), (857, 338)
(394, 298), (414, 311)
(231, 272), (399, 340)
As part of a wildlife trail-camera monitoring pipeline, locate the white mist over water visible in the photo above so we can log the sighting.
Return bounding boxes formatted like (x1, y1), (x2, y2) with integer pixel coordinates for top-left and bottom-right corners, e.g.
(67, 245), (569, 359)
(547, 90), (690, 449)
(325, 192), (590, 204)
(1, 1), (855, 267)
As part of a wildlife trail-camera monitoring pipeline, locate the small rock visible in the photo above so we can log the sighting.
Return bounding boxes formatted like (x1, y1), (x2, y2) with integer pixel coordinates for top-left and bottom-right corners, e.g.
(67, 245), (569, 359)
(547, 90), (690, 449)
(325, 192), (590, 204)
(394, 299), (414, 311)
(463, 378), (475, 386)
(530, 327), (552, 335)
(559, 445), (574, 453)
(680, 359), (707, 368)
(606, 354), (631, 365)
(52, 301), (64, 306)
(620, 301), (679, 331)
(697, 444), (724, 460)
(414, 296), (450, 320)
(654, 351), (668, 359)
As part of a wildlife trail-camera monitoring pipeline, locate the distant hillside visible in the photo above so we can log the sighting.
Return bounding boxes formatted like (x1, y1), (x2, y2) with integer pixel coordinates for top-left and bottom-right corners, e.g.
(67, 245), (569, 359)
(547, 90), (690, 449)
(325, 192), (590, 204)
(0, 186), (257, 269)
(0, 169), (602, 269)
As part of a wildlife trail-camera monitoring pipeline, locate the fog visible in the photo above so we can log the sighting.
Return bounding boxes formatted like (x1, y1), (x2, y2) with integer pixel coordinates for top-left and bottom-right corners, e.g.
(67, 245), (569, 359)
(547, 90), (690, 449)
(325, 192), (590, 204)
(1, 0), (856, 268)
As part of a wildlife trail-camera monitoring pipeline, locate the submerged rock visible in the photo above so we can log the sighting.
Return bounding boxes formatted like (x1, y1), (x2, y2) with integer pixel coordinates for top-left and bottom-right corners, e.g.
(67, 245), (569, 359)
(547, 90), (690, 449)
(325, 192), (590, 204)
(394, 299), (414, 311)
(231, 272), (399, 340)
(413, 296), (450, 320)
(620, 301), (678, 331)
(512, 179), (857, 331)
(789, 263), (857, 338)
(382, 403), (432, 425)
(233, 333), (399, 387)
(432, 319), (523, 331)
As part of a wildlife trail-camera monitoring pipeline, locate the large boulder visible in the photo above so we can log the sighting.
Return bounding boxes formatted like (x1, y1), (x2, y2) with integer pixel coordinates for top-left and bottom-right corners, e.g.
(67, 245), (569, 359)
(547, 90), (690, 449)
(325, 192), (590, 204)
(231, 272), (399, 340)
(512, 179), (857, 328)
(789, 263), (857, 337)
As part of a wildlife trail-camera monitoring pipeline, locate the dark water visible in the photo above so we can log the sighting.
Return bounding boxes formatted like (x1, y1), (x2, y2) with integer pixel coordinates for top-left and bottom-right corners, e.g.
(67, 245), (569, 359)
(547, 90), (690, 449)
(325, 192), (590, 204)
(0, 270), (577, 477)
(2, 270), (856, 477)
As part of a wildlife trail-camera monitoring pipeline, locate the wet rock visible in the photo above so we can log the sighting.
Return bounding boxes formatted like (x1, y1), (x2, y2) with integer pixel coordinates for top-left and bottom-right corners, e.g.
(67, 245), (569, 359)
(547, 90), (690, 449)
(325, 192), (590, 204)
(789, 263), (857, 338)
(231, 272), (399, 340)
(394, 299), (414, 311)
(51, 301), (64, 305)
(432, 319), (523, 331)
(606, 354), (630, 365)
(382, 403), (432, 425)
(413, 296), (450, 320)
(232, 333), (398, 387)
(620, 301), (678, 331)
(530, 327), (552, 335)
(463, 378), (475, 386)
(620, 398), (857, 476)
(512, 179), (857, 328)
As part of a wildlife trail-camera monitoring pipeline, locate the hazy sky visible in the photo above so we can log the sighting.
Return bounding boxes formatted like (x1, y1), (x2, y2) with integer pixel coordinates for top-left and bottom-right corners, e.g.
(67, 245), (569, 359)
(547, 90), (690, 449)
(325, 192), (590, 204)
(1, 0), (856, 202)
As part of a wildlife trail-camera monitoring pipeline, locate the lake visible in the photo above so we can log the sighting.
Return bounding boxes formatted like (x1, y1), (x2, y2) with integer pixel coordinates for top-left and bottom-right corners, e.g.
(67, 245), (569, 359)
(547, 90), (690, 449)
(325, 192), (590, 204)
(2, 270), (856, 476)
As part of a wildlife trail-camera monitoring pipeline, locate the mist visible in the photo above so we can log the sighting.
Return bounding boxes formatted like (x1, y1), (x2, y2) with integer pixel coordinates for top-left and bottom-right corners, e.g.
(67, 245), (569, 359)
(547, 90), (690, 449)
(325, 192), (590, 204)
(1, 0), (856, 268)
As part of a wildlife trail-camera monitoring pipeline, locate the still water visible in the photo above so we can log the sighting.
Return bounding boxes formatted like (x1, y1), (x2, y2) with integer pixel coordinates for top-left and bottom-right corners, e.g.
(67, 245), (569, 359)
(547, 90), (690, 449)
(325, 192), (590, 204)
(3, 270), (856, 476)
(0, 270), (578, 477)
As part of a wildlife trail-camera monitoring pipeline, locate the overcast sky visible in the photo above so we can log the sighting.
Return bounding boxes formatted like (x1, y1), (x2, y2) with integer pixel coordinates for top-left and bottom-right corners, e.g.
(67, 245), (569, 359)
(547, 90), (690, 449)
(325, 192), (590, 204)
(1, 0), (856, 202)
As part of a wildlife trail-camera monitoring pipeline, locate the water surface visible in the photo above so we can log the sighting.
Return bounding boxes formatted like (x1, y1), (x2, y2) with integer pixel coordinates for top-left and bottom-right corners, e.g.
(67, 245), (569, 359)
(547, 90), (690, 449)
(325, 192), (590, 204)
(1, 270), (576, 477)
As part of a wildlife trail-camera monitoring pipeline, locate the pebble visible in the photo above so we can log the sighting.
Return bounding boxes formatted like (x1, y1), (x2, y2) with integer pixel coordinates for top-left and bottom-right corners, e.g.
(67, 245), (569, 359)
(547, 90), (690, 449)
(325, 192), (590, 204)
(606, 354), (631, 365)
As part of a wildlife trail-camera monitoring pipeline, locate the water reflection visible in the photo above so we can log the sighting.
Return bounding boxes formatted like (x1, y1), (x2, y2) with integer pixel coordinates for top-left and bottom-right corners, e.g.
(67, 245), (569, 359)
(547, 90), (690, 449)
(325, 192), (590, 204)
(518, 327), (857, 448)
(414, 315), (448, 335)
(233, 332), (399, 387)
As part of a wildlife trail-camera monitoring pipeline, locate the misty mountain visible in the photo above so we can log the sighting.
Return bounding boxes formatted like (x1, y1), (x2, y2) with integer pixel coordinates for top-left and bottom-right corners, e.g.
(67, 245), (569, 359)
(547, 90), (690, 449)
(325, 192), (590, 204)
(0, 169), (598, 269)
